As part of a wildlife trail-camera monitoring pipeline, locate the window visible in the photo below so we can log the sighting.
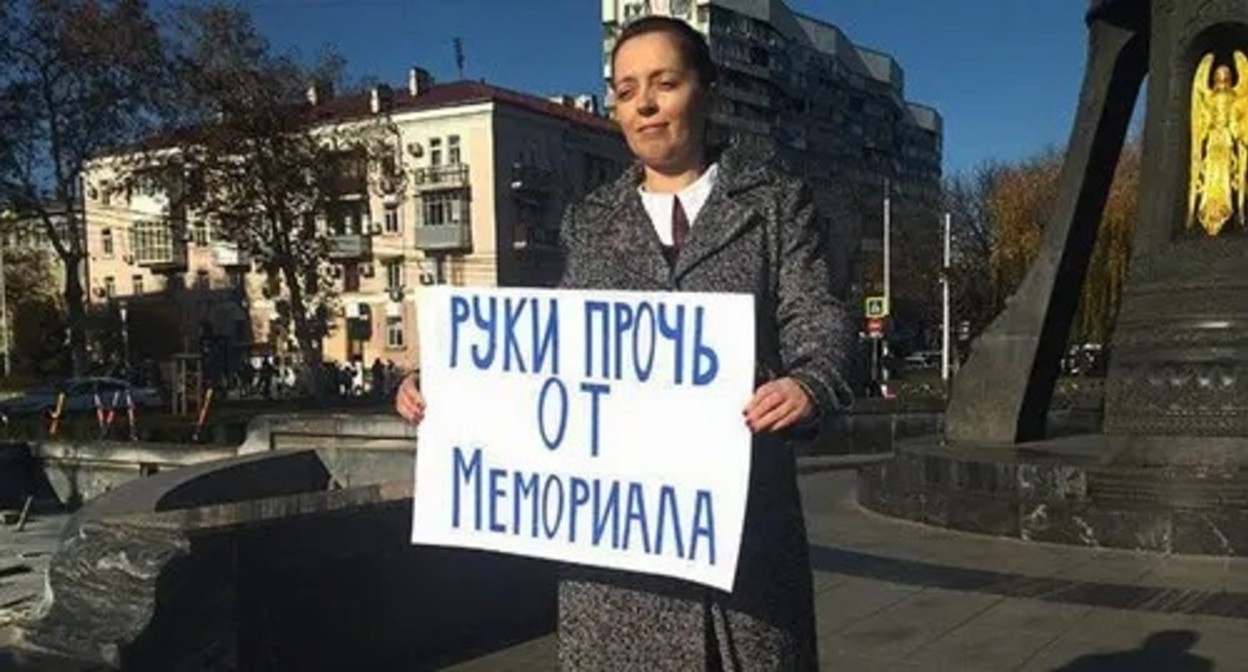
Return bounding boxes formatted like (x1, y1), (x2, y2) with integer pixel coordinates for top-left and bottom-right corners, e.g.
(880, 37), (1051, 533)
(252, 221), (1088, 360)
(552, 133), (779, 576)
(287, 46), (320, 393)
(430, 138), (442, 167)
(192, 219), (209, 246)
(104, 276), (115, 299)
(132, 275), (144, 294)
(102, 229), (114, 256)
(228, 269), (244, 289)
(513, 200), (554, 249)
(386, 316), (405, 348)
(131, 220), (174, 265)
(133, 173), (158, 198)
(423, 191), (468, 226)
(343, 263), (361, 293)
(384, 203), (401, 234)
(329, 202), (363, 235)
(448, 135), (461, 165)
(385, 259), (404, 291)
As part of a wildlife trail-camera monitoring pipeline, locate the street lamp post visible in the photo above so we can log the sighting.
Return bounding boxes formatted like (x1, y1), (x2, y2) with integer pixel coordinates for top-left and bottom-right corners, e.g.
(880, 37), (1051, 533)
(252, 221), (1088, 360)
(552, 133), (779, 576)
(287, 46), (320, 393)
(941, 212), (952, 383)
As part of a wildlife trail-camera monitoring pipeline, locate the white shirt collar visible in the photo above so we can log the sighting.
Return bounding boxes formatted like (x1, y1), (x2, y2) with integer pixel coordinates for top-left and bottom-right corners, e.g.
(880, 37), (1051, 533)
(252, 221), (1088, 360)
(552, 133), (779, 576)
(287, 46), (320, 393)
(637, 163), (720, 246)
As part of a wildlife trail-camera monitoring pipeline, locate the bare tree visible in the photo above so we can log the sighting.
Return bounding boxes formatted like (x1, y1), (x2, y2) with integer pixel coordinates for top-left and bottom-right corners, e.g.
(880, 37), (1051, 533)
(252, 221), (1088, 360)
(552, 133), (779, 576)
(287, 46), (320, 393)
(942, 161), (1005, 339)
(165, 3), (398, 397)
(0, 0), (168, 374)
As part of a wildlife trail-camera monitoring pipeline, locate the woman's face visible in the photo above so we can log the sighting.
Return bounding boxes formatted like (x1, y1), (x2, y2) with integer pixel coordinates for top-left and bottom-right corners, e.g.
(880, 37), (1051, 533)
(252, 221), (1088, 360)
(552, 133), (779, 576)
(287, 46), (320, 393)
(611, 31), (707, 173)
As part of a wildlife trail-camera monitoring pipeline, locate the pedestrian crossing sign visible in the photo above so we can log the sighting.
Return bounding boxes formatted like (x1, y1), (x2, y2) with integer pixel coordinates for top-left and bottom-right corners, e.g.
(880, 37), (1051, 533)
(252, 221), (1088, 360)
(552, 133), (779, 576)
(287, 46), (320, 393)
(865, 296), (889, 319)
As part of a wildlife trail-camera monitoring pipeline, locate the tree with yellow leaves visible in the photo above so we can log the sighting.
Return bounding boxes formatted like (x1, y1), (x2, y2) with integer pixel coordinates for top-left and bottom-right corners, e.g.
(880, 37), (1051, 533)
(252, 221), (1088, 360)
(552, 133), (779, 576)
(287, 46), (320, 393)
(985, 142), (1141, 345)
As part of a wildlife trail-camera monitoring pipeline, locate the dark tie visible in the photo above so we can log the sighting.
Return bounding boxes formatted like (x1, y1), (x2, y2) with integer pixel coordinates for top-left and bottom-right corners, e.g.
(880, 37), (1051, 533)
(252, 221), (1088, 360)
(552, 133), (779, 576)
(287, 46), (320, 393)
(671, 196), (689, 252)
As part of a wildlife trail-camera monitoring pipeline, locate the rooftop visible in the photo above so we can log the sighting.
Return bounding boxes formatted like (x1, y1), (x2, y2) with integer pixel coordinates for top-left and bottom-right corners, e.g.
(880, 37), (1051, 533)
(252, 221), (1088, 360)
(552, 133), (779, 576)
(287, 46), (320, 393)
(307, 79), (620, 136)
(107, 79), (620, 158)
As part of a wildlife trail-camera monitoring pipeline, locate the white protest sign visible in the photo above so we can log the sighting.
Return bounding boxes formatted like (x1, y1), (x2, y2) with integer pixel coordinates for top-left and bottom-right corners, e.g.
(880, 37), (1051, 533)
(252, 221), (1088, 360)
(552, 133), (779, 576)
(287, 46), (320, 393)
(410, 286), (755, 592)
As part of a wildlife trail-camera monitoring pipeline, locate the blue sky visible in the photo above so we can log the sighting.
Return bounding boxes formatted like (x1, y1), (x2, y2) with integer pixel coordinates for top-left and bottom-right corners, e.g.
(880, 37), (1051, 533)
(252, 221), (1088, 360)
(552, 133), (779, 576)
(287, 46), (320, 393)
(235, 0), (1099, 177)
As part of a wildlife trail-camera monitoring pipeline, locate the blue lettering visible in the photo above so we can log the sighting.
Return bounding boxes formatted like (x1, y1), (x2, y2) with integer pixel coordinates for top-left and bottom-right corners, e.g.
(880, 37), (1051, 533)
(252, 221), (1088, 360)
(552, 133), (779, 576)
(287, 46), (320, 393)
(503, 297), (528, 373)
(632, 301), (656, 382)
(449, 296), (470, 368)
(568, 477), (591, 543)
(580, 382), (611, 457)
(538, 377), (569, 450)
(655, 486), (685, 559)
(612, 302), (634, 380)
(584, 301), (610, 379)
(513, 472), (540, 537)
(488, 468), (507, 533)
(470, 295), (497, 370)
(542, 475), (565, 539)
(689, 490), (716, 565)
(532, 298), (560, 377)
(691, 306), (719, 385)
(658, 303), (686, 385)
(452, 446), (482, 530)
(622, 483), (651, 554)
(592, 481), (621, 549)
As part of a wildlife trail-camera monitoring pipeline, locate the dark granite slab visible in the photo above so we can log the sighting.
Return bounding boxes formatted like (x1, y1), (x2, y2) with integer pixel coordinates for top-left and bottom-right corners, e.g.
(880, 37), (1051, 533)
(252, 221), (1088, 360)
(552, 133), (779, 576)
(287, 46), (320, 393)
(860, 435), (1248, 558)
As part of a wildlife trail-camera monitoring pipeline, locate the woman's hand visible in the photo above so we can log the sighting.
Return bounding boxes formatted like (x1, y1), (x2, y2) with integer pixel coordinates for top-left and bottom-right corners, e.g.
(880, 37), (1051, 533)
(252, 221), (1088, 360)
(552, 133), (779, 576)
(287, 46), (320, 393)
(744, 377), (812, 434)
(395, 373), (426, 425)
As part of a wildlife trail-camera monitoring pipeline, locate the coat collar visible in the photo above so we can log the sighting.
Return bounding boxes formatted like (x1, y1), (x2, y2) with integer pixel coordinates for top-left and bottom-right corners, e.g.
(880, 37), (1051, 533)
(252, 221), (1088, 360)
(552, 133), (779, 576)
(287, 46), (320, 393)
(583, 145), (777, 287)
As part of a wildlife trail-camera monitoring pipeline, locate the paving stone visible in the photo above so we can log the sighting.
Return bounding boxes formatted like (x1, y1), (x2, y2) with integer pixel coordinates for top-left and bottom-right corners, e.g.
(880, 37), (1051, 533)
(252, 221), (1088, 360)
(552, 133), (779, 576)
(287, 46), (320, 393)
(832, 588), (1001, 659)
(814, 577), (922, 636)
(906, 623), (1060, 670)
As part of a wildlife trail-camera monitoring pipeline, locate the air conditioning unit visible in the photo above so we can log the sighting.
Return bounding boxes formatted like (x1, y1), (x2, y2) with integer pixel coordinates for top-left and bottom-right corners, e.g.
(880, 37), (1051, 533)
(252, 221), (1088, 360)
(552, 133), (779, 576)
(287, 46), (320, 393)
(331, 266), (343, 279)
(369, 224), (383, 236)
(419, 272), (435, 286)
(406, 142), (424, 158)
(93, 287), (106, 298)
(361, 264), (375, 278)
(123, 254), (134, 264)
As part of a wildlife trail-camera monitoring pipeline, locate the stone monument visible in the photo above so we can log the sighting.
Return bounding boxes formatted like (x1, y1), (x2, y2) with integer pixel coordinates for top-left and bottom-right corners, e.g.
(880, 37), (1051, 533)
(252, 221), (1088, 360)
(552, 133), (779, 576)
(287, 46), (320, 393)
(861, 0), (1248, 554)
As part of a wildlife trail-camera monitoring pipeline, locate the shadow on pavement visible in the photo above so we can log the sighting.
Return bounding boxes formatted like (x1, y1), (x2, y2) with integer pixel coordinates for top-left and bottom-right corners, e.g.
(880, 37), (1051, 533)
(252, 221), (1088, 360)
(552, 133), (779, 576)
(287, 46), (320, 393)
(1054, 630), (1212, 671)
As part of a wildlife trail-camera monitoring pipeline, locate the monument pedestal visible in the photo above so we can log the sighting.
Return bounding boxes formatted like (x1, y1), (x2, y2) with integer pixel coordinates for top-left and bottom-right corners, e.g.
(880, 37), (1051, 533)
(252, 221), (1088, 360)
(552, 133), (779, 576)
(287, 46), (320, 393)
(864, 0), (1248, 559)
(859, 435), (1248, 556)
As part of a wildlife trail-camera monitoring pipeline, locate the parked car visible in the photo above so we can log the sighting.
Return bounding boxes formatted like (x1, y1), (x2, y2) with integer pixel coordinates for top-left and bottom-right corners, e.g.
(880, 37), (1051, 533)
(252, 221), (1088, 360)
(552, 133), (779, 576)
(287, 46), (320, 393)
(903, 350), (941, 369)
(0, 377), (164, 416)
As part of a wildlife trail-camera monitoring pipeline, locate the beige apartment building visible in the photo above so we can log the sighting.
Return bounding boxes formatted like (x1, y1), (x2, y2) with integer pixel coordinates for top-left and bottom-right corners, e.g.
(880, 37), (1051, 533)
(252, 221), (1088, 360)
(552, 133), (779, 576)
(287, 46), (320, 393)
(82, 70), (627, 373)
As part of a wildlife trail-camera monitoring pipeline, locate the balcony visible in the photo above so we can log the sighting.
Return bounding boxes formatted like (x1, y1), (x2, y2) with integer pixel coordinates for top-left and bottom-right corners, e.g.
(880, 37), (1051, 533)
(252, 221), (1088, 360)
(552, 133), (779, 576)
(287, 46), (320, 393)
(414, 223), (471, 252)
(510, 163), (555, 195)
(328, 233), (372, 260)
(719, 83), (772, 109)
(131, 221), (187, 271)
(329, 151), (368, 196)
(413, 164), (470, 191)
(211, 241), (250, 267)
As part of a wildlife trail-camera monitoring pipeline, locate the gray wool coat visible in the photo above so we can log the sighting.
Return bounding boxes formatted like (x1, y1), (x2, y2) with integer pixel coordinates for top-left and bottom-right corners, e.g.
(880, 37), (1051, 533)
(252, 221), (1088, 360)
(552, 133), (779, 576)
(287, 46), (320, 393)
(555, 145), (854, 671)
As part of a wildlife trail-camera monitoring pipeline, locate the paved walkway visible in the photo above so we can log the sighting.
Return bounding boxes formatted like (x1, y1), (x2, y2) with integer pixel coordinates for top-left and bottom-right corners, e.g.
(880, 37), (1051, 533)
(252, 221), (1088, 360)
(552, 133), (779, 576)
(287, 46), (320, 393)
(449, 469), (1248, 671)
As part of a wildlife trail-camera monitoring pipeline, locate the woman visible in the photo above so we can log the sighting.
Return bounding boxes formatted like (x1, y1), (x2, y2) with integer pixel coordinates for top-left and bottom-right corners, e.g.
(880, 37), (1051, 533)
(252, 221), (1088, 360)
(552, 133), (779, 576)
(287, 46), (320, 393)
(397, 16), (852, 670)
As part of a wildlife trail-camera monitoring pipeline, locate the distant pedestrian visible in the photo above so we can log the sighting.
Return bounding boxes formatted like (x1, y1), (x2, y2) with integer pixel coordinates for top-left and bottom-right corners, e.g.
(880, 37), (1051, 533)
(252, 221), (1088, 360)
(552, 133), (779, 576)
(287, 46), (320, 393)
(371, 358), (385, 399)
(239, 360), (255, 397)
(259, 357), (276, 399)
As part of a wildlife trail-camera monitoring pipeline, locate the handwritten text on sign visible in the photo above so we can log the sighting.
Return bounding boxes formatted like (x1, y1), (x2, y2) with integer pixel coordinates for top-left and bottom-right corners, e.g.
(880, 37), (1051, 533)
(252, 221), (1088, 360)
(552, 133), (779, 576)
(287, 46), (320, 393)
(410, 287), (755, 591)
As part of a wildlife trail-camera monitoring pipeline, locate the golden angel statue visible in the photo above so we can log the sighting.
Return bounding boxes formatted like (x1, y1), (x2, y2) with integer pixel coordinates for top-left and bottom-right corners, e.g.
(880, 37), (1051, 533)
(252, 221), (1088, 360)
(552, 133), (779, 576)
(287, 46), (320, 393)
(1188, 51), (1248, 237)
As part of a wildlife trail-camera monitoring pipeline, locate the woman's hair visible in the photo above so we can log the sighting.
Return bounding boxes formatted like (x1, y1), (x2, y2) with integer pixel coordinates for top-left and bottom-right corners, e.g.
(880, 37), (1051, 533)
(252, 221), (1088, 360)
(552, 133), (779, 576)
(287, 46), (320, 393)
(610, 16), (717, 89)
